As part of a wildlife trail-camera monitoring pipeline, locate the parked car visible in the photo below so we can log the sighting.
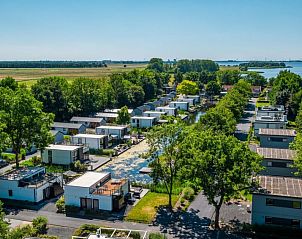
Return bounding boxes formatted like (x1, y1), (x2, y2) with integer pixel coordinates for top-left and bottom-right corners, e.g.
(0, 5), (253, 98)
(0, 159), (9, 168)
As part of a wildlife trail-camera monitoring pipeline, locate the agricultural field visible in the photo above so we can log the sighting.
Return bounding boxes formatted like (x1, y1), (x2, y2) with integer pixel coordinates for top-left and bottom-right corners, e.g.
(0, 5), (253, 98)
(0, 63), (146, 86)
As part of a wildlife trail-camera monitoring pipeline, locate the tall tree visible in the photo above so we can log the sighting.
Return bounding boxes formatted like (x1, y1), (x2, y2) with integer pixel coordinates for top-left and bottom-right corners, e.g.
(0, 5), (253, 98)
(147, 58), (164, 72)
(198, 106), (236, 135)
(147, 122), (185, 209)
(68, 78), (104, 116)
(0, 88), (54, 168)
(205, 80), (221, 97)
(31, 77), (70, 121)
(116, 106), (131, 125)
(217, 70), (241, 85)
(176, 80), (199, 95)
(0, 77), (18, 90)
(179, 130), (262, 228)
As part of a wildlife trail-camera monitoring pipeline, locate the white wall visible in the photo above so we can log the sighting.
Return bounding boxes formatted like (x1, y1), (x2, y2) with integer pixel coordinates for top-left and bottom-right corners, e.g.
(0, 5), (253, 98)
(72, 137), (100, 149)
(0, 179), (51, 203)
(64, 185), (113, 211)
(96, 128), (123, 139)
(155, 107), (176, 116)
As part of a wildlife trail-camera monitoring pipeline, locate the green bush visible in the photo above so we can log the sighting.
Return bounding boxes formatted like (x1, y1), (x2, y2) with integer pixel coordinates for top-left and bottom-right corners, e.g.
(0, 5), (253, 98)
(55, 196), (65, 213)
(73, 160), (87, 172)
(183, 187), (195, 201)
(73, 224), (100, 237)
(32, 216), (48, 235)
(102, 149), (115, 156)
(89, 148), (103, 155)
(149, 232), (167, 239)
(9, 224), (34, 239)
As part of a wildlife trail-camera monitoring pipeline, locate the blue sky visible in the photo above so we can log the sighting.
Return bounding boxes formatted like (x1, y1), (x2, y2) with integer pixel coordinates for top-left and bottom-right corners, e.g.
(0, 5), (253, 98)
(0, 0), (301, 61)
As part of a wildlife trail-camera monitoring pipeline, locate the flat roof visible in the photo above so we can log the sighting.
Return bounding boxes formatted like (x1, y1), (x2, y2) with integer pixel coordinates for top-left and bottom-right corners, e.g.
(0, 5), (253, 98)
(255, 115), (286, 122)
(259, 128), (297, 137)
(170, 101), (189, 104)
(258, 105), (284, 111)
(46, 144), (82, 151)
(0, 167), (45, 181)
(156, 106), (176, 110)
(52, 122), (84, 129)
(95, 113), (118, 118)
(96, 125), (127, 130)
(70, 117), (104, 123)
(73, 134), (107, 139)
(131, 116), (157, 120)
(104, 108), (133, 113)
(257, 147), (296, 161)
(67, 171), (110, 188)
(143, 111), (166, 114)
(256, 175), (302, 198)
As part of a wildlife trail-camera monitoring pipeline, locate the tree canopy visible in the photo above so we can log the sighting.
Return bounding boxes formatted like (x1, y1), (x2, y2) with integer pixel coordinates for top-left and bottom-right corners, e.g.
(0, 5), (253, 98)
(147, 58), (164, 72)
(0, 87), (54, 168)
(176, 80), (199, 95)
(116, 106), (131, 125)
(31, 77), (70, 121)
(179, 130), (262, 228)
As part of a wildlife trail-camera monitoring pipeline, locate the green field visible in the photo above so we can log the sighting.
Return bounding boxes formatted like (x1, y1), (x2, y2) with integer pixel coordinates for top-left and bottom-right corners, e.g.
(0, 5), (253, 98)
(0, 63), (146, 86)
(125, 192), (178, 223)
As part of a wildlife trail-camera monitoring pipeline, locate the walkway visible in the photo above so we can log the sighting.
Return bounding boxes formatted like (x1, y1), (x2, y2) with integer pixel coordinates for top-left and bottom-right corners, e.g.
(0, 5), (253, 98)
(235, 98), (256, 141)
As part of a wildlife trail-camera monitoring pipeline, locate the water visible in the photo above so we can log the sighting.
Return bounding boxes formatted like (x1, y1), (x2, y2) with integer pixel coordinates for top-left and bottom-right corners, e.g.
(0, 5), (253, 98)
(217, 61), (302, 78)
(101, 155), (153, 184)
(99, 111), (206, 184)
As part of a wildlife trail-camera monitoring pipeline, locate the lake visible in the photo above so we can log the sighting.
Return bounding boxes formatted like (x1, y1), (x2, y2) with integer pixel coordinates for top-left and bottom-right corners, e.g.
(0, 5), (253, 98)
(217, 61), (302, 78)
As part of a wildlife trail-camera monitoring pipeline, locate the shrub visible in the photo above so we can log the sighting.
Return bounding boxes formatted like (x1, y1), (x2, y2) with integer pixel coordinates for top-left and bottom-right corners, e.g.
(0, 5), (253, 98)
(55, 196), (65, 213)
(9, 224), (34, 239)
(149, 232), (167, 239)
(102, 149), (115, 156)
(183, 187), (195, 201)
(32, 216), (48, 235)
(73, 160), (87, 172)
(73, 224), (100, 237)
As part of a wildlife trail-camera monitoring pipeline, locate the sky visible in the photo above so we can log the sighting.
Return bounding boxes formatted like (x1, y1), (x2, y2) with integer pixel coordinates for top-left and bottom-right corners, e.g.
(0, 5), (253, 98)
(0, 0), (301, 61)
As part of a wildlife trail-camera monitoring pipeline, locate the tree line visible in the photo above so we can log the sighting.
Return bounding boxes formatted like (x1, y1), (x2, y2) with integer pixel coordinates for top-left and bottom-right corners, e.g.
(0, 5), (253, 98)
(147, 80), (261, 229)
(0, 61), (107, 68)
(269, 70), (302, 120)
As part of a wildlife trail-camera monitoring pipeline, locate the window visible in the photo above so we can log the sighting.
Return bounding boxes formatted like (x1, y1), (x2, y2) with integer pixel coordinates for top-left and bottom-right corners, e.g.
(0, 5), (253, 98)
(270, 137), (286, 142)
(266, 198), (301, 209)
(8, 190), (13, 197)
(271, 161), (287, 168)
(265, 216), (300, 228)
(267, 161), (272, 167)
(132, 119), (135, 123)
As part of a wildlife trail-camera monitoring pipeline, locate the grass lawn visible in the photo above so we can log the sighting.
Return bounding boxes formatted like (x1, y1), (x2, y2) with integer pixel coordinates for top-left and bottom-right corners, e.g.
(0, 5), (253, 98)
(125, 192), (178, 224)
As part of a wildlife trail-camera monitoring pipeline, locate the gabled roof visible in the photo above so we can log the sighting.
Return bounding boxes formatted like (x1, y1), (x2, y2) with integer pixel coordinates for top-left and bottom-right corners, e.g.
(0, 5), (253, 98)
(70, 116), (105, 123)
(255, 175), (302, 198)
(257, 147), (296, 161)
(52, 122), (84, 129)
(50, 130), (63, 136)
(259, 128), (297, 137)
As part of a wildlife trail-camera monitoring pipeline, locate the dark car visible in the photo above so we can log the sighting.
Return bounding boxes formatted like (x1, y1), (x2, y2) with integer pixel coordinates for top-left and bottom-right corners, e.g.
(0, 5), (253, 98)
(0, 159), (9, 168)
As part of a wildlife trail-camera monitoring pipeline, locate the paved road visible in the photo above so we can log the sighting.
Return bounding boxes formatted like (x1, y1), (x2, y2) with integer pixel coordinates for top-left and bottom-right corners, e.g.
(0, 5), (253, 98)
(187, 192), (214, 222)
(235, 98), (256, 141)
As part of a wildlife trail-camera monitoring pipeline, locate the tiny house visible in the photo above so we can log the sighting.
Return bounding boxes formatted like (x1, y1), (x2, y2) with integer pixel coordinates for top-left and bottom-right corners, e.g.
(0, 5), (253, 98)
(70, 117), (106, 128)
(155, 106), (177, 116)
(96, 125), (129, 140)
(71, 134), (109, 150)
(169, 101), (189, 111)
(51, 122), (86, 135)
(259, 128), (296, 149)
(131, 116), (157, 128)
